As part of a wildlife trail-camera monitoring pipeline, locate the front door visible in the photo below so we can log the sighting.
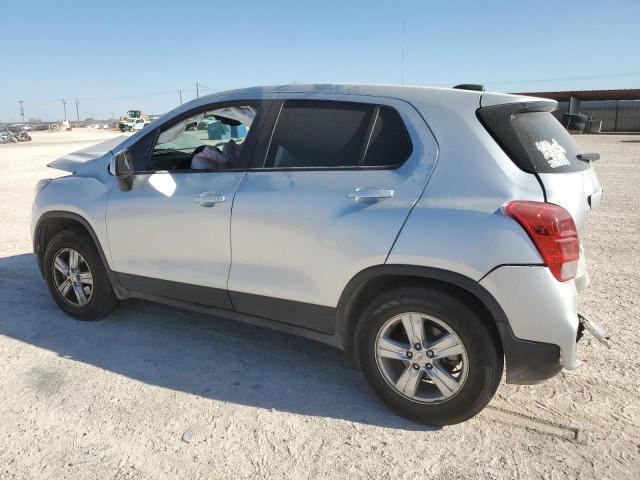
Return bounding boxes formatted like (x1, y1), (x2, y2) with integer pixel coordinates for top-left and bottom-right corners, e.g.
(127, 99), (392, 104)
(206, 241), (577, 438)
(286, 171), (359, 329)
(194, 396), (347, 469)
(106, 100), (264, 309)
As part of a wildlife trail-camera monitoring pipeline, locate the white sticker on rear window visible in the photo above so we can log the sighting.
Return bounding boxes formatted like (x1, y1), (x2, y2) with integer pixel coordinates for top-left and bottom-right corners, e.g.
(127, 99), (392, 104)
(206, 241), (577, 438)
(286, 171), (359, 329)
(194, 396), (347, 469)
(535, 138), (570, 168)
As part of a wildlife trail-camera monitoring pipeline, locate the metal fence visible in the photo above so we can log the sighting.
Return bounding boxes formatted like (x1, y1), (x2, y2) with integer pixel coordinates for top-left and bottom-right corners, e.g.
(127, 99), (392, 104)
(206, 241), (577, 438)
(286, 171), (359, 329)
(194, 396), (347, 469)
(552, 100), (640, 132)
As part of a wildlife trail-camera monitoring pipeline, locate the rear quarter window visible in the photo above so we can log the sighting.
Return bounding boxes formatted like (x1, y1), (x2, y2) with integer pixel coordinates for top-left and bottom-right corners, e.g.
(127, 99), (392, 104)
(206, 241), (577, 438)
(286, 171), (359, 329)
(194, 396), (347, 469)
(363, 106), (412, 167)
(478, 103), (589, 174)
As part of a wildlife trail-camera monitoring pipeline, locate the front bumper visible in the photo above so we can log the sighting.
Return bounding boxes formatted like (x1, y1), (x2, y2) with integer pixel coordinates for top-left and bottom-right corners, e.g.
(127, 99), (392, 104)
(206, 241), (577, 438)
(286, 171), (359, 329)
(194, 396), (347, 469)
(30, 200), (41, 251)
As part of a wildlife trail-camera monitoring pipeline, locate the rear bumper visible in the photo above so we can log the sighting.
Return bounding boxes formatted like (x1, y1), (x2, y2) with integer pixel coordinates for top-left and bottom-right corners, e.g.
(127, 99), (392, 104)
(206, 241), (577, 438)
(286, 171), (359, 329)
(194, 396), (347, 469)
(495, 322), (563, 384)
(480, 265), (580, 383)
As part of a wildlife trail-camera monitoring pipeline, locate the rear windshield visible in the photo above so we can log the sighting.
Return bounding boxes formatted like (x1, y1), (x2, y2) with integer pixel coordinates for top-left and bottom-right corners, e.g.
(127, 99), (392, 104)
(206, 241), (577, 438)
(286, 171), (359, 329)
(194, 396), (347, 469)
(477, 103), (589, 174)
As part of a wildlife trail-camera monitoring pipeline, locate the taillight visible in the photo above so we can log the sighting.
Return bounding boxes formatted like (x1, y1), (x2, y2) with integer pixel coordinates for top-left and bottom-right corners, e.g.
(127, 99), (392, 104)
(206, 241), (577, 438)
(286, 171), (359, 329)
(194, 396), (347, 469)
(504, 201), (579, 282)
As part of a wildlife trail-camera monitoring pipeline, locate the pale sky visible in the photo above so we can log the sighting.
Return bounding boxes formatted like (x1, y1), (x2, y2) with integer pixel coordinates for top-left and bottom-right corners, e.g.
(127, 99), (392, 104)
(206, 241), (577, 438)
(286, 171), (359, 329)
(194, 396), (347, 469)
(1, 0), (638, 122)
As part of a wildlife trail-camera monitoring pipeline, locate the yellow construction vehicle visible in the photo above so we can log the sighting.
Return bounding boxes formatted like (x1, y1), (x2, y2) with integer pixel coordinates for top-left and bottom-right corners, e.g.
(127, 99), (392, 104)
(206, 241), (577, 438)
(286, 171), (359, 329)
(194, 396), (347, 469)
(118, 110), (150, 132)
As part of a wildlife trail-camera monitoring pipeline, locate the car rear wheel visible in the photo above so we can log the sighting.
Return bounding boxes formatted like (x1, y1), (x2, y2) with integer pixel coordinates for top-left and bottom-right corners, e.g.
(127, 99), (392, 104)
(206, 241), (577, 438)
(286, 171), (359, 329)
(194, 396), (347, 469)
(355, 286), (503, 425)
(43, 230), (118, 320)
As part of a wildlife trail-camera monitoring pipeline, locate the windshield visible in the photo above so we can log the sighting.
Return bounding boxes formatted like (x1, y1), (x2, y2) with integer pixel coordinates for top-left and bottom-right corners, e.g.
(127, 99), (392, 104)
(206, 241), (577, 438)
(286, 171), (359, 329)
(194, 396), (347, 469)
(154, 106), (257, 153)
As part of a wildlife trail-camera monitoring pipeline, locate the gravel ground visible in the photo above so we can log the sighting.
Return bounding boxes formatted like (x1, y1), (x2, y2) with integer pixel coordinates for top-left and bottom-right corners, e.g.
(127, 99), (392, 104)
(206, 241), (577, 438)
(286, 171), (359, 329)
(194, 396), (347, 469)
(0, 130), (638, 479)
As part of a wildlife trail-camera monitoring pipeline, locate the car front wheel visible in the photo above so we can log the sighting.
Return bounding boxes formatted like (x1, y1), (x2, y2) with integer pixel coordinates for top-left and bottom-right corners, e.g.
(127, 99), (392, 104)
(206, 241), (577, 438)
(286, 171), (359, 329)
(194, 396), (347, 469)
(355, 286), (503, 425)
(43, 230), (118, 320)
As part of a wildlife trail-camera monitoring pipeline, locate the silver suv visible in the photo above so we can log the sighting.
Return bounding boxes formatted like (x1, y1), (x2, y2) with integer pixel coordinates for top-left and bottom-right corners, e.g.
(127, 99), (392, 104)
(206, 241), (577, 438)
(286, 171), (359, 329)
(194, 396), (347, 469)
(31, 84), (609, 425)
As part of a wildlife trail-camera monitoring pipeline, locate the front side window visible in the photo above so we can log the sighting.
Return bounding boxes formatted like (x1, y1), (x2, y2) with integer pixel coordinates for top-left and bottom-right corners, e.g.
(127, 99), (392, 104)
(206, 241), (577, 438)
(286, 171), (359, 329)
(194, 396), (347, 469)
(146, 103), (260, 172)
(263, 101), (411, 169)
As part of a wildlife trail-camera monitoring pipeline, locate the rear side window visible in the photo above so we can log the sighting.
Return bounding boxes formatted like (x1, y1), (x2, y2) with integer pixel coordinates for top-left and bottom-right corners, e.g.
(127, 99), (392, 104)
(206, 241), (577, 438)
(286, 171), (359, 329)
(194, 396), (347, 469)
(263, 100), (411, 169)
(364, 106), (412, 167)
(478, 103), (589, 174)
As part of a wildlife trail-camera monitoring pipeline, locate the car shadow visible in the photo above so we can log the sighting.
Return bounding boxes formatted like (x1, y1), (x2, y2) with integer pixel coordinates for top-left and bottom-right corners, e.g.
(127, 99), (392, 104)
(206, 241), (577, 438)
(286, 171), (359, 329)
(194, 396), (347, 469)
(0, 253), (437, 431)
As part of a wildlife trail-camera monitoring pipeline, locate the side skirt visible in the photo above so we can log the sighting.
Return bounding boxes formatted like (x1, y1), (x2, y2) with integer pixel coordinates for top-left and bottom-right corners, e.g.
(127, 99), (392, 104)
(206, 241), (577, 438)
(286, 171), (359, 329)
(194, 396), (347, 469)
(123, 288), (342, 349)
(117, 273), (335, 335)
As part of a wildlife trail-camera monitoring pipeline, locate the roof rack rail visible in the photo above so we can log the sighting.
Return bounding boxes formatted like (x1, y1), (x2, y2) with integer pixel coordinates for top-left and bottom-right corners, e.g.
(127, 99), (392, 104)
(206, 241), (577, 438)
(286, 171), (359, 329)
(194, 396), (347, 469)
(453, 84), (485, 92)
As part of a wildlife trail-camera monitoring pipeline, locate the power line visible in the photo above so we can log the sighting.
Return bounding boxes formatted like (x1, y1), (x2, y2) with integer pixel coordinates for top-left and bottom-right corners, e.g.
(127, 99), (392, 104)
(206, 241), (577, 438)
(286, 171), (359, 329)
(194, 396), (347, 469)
(77, 89), (190, 102)
(61, 99), (67, 121)
(485, 71), (640, 87)
(5, 71), (638, 118)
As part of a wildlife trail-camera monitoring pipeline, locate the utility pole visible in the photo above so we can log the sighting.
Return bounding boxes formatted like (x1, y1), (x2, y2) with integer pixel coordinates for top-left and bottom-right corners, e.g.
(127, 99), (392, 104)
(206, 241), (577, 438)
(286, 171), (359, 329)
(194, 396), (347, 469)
(196, 82), (199, 98)
(62, 99), (67, 121)
(75, 99), (80, 126)
(18, 100), (25, 123)
(179, 90), (183, 105)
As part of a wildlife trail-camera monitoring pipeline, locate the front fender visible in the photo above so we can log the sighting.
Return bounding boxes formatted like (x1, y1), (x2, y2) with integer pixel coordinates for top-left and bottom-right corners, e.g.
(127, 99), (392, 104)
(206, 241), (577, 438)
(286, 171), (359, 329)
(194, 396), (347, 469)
(35, 173), (114, 267)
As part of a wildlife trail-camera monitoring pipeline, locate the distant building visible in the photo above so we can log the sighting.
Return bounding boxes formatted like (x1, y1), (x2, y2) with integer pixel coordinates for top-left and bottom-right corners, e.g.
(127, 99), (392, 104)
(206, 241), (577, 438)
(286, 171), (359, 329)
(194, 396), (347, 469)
(515, 89), (640, 132)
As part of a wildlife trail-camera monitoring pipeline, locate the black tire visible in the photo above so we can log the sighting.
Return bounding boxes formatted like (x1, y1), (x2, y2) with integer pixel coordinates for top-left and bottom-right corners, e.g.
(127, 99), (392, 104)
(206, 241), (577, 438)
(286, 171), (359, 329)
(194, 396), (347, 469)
(43, 229), (118, 320)
(355, 286), (503, 425)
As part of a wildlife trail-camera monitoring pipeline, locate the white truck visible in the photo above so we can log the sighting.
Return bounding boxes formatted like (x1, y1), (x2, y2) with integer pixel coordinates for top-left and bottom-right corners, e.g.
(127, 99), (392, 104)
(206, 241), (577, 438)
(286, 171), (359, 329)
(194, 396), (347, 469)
(120, 118), (148, 132)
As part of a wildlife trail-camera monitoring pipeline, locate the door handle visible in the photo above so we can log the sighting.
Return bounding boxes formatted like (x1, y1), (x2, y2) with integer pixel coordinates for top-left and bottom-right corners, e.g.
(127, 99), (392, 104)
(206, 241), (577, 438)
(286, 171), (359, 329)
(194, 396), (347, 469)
(347, 188), (394, 201)
(194, 192), (226, 207)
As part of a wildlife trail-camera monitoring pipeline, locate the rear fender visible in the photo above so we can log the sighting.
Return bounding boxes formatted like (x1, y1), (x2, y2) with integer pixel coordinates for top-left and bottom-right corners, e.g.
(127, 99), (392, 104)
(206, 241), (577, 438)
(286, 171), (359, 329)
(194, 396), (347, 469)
(335, 264), (557, 384)
(388, 207), (543, 281)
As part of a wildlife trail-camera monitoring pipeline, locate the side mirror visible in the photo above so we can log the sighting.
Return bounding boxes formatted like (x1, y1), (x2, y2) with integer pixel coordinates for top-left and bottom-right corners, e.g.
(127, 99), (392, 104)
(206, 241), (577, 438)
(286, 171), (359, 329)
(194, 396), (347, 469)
(111, 149), (134, 192)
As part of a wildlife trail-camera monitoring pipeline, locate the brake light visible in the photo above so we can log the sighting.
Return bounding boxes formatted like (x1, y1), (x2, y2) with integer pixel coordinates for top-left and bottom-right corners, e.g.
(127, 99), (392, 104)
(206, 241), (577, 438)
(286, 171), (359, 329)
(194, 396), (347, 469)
(504, 201), (579, 281)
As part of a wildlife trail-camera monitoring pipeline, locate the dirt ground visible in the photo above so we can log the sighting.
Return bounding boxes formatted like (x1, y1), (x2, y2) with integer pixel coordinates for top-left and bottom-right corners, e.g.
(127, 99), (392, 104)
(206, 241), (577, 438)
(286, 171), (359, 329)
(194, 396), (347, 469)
(0, 130), (638, 479)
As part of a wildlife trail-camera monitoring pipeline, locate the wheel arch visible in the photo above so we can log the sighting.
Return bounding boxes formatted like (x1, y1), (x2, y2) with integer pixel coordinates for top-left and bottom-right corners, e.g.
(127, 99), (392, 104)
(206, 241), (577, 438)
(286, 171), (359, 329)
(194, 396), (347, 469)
(336, 265), (508, 361)
(336, 264), (563, 385)
(34, 211), (125, 297)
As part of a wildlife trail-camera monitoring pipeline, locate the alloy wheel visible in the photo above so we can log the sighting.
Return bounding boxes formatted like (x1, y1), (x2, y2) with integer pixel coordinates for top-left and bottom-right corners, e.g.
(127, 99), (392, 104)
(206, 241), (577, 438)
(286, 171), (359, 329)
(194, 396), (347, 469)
(375, 312), (469, 403)
(51, 248), (94, 307)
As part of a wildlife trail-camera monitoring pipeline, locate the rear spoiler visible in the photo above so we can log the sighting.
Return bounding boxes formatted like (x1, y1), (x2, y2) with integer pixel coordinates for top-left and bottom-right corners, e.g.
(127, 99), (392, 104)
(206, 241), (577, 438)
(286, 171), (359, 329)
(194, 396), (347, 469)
(482, 101), (558, 117)
(453, 84), (485, 92)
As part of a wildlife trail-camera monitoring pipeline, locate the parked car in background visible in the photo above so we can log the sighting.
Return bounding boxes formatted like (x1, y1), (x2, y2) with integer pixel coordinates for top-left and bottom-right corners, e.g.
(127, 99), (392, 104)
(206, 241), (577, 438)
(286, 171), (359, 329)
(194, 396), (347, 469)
(27, 124), (49, 132)
(31, 84), (609, 425)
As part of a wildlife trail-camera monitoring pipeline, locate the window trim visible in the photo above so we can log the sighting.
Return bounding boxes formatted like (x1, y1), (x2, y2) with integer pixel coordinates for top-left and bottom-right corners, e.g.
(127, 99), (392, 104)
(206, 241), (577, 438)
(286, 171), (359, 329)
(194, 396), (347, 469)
(251, 99), (413, 172)
(131, 99), (268, 175)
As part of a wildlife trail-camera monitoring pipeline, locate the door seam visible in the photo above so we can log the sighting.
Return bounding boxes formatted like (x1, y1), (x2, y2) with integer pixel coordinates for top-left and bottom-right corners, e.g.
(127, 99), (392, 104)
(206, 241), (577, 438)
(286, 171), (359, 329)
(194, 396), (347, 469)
(226, 170), (247, 311)
(384, 103), (441, 264)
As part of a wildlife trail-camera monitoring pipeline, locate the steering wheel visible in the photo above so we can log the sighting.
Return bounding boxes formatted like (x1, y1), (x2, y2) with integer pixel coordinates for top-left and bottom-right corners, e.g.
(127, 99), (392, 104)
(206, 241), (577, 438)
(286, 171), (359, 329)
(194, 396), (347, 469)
(191, 145), (207, 158)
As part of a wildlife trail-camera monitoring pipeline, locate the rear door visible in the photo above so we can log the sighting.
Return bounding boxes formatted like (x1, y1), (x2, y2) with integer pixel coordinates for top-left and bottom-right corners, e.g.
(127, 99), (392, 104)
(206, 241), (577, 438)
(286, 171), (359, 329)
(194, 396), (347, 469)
(478, 99), (602, 287)
(227, 95), (438, 333)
